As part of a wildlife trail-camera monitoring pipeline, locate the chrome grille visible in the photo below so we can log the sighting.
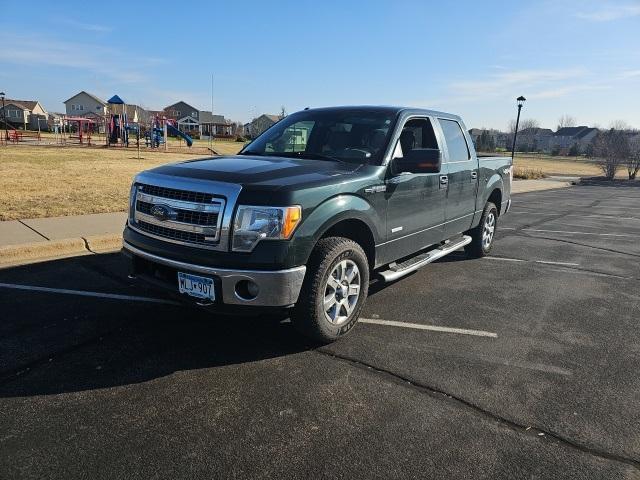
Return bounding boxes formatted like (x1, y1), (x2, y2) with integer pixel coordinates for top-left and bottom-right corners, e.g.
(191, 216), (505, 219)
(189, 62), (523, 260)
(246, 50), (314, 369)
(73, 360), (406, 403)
(136, 200), (218, 226)
(131, 183), (226, 249)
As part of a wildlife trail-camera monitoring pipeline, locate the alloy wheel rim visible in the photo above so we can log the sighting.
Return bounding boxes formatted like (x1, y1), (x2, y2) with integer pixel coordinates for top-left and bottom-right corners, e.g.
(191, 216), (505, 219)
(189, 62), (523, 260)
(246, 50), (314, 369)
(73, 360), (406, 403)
(323, 259), (361, 325)
(482, 211), (495, 249)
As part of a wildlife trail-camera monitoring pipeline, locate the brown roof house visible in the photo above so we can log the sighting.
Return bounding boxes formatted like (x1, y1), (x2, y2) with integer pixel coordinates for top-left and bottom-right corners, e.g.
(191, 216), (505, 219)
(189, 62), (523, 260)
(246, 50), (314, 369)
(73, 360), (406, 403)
(0, 98), (49, 130)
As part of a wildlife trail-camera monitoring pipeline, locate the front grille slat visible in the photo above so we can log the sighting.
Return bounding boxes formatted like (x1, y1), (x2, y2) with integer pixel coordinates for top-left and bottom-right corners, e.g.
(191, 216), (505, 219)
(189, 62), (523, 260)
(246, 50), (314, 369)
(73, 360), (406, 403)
(139, 184), (214, 203)
(134, 183), (225, 248)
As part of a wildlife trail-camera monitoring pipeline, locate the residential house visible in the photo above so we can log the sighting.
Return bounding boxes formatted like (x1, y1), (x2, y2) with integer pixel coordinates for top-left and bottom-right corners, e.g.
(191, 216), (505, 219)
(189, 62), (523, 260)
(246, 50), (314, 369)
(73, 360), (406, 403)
(549, 126), (598, 154)
(0, 98), (49, 130)
(199, 111), (232, 138)
(163, 101), (199, 135)
(47, 112), (64, 130)
(64, 91), (108, 117)
(515, 127), (554, 152)
(248, 114), (281, 138)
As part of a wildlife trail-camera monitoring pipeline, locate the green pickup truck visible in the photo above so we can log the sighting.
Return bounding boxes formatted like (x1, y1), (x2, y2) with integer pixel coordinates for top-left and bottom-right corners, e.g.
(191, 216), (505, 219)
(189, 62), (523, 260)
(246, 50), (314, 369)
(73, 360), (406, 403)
(123, 106), (512, 342)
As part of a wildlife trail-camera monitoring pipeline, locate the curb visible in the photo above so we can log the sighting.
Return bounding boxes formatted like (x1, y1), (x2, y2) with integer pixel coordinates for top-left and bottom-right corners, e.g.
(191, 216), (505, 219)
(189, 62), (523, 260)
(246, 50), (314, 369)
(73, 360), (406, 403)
(0, 234), (122, 269)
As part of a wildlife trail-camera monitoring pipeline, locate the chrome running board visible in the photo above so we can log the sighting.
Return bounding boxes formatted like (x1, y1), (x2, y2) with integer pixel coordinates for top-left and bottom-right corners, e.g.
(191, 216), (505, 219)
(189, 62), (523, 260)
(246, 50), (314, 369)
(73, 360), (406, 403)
(378, 235), (472, 282)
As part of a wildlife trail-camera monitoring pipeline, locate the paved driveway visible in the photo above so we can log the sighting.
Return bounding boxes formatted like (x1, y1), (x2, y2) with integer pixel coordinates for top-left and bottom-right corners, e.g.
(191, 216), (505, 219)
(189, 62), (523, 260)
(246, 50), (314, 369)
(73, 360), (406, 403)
(1, 184), (639, 479)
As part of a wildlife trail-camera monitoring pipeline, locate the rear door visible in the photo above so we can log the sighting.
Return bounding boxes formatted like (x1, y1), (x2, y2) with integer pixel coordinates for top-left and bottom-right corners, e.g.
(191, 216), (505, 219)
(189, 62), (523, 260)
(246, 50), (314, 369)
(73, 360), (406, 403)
(437, 118), (478, 237)
(381, 117), (446, 262)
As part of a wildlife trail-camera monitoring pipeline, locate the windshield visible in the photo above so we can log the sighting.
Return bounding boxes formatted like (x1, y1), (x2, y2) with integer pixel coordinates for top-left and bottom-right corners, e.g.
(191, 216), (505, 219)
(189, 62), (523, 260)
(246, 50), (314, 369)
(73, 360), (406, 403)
(241, 109), (397, 165)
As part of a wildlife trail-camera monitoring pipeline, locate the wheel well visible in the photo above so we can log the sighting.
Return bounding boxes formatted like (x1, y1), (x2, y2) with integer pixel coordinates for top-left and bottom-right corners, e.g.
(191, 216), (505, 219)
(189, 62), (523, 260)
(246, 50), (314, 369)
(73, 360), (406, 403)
(488, 188), (502, 215)
(321, 219), (375, 269)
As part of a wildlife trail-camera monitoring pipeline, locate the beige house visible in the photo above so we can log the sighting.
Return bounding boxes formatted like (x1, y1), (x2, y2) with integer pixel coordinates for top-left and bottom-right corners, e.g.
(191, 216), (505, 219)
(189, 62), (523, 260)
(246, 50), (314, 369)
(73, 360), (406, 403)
(0, 98), (49, 130)
(63, 91), (108, 117)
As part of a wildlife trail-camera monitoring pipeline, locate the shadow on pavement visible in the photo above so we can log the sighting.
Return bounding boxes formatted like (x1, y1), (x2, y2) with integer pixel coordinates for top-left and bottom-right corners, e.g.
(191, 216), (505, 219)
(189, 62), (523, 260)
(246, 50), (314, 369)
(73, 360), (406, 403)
(579, 177), (640, 187)
(0, 254), (315, 398)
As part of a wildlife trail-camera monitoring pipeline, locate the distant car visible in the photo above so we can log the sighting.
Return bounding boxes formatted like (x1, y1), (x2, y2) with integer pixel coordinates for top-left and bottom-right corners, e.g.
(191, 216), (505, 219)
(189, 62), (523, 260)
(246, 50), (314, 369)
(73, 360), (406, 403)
(123, 106), (512, 342)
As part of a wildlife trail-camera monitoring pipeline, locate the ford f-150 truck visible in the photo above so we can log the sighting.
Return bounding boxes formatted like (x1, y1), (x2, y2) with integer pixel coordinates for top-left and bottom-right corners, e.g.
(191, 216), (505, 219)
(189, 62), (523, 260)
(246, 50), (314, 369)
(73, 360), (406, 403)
(123, 106), (512, 342)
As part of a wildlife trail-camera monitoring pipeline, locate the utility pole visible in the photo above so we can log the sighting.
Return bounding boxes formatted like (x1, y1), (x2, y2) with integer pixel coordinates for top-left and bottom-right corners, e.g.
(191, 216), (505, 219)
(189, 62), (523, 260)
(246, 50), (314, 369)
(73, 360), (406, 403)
(511, 96), (526, 162)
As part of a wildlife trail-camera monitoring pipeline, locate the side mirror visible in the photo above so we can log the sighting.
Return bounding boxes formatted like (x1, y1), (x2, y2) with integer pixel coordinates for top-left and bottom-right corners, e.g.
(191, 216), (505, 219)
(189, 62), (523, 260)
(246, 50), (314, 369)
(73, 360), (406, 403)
(394, 148), (441, 174)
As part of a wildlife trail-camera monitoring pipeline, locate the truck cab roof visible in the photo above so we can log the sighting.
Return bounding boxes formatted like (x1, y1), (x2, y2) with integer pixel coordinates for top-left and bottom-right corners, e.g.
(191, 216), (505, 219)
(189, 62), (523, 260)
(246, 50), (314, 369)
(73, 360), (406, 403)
(300, 105), (463, 123)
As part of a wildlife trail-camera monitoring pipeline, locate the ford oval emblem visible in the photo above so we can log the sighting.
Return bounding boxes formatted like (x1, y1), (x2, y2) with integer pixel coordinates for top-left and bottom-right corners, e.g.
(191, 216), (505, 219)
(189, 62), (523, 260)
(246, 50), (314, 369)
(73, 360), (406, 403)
(150, 204), (174, 221)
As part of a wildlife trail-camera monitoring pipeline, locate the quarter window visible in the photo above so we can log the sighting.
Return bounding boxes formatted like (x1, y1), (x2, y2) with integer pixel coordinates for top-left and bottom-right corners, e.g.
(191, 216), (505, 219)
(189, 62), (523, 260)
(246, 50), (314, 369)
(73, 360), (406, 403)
(440, 119), (470, 162)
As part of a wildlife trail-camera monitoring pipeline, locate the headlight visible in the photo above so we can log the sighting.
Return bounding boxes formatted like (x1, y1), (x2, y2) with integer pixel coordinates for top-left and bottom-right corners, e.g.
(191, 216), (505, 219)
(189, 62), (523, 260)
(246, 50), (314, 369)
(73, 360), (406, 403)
(128, 183), (138, 222)
(232, 205), (302, 252)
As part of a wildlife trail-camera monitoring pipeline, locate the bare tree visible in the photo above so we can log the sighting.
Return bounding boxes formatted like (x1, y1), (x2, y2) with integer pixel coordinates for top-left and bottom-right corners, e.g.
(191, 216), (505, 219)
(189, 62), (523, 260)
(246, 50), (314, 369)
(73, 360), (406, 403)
(610, 120), (630, 131)
(557, 115), (576, 130)
(627, 131), (640, 180)
(280, 106), (287, 119)
(509, 118), (540, 152)
(592, 129), (630, 179)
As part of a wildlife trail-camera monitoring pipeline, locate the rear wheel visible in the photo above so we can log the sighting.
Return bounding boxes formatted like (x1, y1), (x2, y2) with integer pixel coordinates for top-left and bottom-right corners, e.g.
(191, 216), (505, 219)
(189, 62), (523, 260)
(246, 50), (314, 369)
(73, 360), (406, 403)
(291, 237), (369, 343)
(465, 201), (498, 258)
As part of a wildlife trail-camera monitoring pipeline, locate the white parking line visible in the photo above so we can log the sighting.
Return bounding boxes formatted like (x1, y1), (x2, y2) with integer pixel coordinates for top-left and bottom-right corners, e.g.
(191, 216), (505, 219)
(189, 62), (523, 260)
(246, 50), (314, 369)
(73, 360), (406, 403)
(485, 257), (579, 266)
(534, 260), (580, 266)
(0, 282), (179, 305)
(359, 318), (497, 338)
(484, 256), (525, 262)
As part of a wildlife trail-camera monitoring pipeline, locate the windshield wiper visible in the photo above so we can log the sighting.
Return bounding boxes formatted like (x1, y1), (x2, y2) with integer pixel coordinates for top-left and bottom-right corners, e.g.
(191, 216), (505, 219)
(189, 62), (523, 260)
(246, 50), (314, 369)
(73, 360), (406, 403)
(239, 149), (264, 156)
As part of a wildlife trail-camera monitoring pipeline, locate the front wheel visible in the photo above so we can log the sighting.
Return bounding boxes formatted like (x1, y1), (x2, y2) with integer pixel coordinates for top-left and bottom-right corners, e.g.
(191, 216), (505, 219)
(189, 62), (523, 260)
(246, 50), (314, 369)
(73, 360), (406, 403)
(291, 237), (369, 343)
(465, 201), (498, 258)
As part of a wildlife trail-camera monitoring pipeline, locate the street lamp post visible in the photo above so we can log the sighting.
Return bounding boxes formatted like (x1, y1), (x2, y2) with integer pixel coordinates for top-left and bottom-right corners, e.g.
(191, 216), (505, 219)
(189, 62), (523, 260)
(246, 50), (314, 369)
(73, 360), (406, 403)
(511, 96), (526, 162)
(0, 92), (6, 144)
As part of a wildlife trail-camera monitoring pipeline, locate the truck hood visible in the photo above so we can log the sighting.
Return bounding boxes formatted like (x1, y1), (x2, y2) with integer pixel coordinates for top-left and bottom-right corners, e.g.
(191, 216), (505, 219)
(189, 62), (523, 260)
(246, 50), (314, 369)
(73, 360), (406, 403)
(144, 155), (366, 190)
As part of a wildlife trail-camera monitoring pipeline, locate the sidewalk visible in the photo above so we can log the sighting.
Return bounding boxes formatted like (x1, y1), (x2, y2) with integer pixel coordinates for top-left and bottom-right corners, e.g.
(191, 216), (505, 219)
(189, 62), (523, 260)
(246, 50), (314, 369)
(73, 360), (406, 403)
(511, 176), (578, 194)
(0, 177), (577, 268)
(0, 212), (125, 267)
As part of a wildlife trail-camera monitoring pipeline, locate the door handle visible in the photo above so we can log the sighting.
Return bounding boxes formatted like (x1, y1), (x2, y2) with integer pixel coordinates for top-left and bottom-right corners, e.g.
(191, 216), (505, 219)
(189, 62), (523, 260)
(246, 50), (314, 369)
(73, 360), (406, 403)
(471, 171), (478, 180)
(439, 175), (448, 185)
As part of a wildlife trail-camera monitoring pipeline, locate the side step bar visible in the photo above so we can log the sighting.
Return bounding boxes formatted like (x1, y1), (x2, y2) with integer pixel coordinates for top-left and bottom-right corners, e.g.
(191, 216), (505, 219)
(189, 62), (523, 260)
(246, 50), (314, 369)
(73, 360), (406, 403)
(378, 235), (472, 282)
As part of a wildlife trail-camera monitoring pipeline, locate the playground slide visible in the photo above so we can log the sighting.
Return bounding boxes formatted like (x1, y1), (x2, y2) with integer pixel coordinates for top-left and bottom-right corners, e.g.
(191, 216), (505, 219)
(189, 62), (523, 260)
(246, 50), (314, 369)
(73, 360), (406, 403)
(166, 124), (193, 147)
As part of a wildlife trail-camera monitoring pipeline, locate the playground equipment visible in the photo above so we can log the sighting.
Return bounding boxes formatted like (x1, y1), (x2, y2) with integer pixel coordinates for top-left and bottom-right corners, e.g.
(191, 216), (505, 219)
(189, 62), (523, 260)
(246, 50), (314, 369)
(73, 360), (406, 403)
(144, 115), (193, 148)
(64, 117), (96, 145)
(0, 118), (41, 144)
(107, 95), (129, 146)
(168, 123), (193, 147)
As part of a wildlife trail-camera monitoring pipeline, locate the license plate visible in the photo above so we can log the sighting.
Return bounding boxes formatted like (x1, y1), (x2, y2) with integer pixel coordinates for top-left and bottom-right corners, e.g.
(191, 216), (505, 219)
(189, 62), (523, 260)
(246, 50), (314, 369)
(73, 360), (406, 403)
(178, 272), (215, 301)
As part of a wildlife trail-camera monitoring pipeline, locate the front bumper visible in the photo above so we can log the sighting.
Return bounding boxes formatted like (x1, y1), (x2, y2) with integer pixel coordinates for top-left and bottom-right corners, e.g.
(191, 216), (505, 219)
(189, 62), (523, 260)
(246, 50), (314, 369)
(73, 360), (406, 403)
(123, 241), (306, 307)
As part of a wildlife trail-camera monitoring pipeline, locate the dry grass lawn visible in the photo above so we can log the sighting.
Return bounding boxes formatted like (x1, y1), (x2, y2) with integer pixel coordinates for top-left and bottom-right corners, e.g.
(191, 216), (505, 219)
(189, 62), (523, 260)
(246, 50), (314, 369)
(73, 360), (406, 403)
(512, 154), (624, 178)
(1, 145), (620, 221)
(0, 145), (209, 220)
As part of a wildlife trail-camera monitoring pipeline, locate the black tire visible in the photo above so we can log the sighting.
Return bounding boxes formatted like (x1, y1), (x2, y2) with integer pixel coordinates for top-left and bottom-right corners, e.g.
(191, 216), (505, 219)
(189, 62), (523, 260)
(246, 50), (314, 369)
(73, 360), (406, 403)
(291, 237), (369, 343)
(465, 201), (498, 258)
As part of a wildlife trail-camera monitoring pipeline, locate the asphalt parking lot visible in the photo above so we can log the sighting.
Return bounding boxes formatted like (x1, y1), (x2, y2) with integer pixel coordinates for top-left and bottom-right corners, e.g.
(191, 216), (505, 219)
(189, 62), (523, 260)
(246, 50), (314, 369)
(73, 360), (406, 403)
(1, 183), (639, 479)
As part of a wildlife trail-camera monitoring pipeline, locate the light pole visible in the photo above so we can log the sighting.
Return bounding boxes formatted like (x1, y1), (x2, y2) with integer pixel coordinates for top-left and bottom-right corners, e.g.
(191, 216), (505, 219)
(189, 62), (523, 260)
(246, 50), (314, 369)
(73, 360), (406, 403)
(0, 92), (6, 144)
(511, 96), (526, 161)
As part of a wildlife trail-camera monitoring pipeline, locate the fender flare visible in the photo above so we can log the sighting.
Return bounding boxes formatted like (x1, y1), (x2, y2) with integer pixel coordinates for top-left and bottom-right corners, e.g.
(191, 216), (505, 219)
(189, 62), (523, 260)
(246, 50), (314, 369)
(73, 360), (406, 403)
(293, 194), (383, 263)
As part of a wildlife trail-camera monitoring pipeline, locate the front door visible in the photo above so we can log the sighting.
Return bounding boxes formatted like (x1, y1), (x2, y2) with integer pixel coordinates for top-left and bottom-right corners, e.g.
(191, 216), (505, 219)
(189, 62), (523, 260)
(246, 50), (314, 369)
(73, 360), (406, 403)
(381, 117), (446, 263)
(438, 118), (477, 237)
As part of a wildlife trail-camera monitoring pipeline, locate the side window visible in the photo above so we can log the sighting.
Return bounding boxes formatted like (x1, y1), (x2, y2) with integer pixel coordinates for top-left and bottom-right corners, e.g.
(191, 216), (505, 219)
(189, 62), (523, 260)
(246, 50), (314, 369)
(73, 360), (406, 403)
(439, 119), (470, 162)
(395, 118), (438, 157)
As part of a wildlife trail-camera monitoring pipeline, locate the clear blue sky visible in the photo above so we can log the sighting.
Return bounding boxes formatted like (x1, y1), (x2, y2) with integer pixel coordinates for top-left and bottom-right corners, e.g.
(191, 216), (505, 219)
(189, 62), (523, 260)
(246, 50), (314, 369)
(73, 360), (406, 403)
(1, 0), (639, 130)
